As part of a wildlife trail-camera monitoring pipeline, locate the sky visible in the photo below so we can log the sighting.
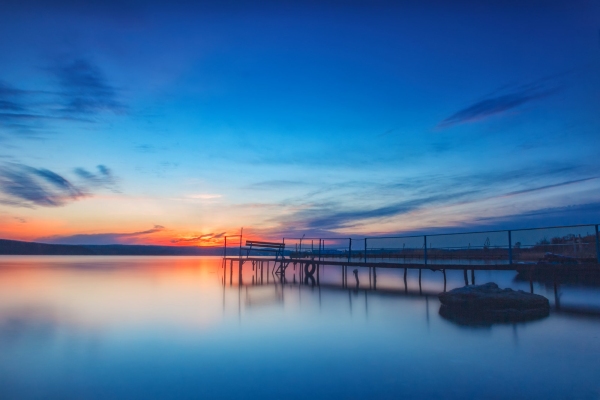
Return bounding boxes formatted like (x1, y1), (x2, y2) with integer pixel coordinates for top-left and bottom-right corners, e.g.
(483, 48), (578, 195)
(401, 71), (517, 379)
(0, 0), (599, 246)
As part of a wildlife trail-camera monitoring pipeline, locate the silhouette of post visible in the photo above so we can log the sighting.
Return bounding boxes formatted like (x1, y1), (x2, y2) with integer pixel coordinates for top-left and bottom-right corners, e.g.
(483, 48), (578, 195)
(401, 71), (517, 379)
(318, 239), (322, 262)
(364, 238), (367, 263)
(239, 228), (243, 259)
(348, 238), (352, 263)
(443, 269), (447, 292)
(529, 268), (534, 293)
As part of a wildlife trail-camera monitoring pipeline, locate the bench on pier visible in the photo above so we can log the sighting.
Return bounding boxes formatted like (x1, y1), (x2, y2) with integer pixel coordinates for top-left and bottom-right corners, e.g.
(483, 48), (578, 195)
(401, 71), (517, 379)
(245, 240), (286, 260)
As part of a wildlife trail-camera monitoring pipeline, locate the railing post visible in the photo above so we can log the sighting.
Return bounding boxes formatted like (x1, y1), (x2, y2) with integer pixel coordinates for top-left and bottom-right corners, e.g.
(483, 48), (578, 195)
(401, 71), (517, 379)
(364, 238), (367, 263)
(319, 239), (322, 262)
(595, 225), (600, 264)
(508, 230), (513, 265)
(239, 228), (243, 259)
(224, 236), (227, 258)
(348, 238), (352, 263)
(423, 235), (427, 265)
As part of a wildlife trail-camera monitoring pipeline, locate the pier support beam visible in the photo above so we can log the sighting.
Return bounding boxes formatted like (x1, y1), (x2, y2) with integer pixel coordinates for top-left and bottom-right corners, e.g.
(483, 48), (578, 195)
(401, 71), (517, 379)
(529, 268), (534, 293)
(348, 238), (352, 263)
(443, 269), (447, 292)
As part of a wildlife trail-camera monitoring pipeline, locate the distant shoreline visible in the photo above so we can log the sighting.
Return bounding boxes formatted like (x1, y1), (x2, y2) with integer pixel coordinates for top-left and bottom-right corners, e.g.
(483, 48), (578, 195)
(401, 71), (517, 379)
(0, 238), (229, 256)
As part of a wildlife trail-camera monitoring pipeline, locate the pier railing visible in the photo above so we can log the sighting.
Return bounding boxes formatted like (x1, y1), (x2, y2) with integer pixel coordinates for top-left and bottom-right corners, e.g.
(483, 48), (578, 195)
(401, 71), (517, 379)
(224, 223), (600, 267)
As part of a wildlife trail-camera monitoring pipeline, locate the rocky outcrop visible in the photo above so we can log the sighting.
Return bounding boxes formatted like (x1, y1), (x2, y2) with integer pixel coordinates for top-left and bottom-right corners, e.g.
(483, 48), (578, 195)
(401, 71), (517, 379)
(438, 282), (550, 325)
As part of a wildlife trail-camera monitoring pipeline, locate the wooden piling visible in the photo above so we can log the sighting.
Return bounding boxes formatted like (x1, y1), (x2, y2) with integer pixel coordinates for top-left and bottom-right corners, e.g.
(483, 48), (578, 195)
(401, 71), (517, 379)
(443, 269), (447, 292)
(529, 267), (534, 293)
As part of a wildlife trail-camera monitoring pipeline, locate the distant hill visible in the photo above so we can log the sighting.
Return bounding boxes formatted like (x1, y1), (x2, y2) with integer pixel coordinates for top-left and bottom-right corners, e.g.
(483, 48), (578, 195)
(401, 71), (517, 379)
(0, 238), (229, 256)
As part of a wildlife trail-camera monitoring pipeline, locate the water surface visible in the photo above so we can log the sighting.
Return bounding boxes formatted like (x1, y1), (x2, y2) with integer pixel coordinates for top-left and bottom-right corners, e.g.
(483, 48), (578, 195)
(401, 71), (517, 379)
(1, 256), (599, 399)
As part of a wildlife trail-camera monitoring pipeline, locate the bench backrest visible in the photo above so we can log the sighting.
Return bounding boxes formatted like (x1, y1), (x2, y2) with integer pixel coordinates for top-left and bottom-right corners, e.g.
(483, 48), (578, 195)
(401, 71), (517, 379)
(246, 240), (285, 249)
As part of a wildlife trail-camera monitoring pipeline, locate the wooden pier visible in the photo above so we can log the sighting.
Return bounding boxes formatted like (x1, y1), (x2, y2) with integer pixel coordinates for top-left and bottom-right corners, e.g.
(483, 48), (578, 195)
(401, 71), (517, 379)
(222, 255), (600, 294)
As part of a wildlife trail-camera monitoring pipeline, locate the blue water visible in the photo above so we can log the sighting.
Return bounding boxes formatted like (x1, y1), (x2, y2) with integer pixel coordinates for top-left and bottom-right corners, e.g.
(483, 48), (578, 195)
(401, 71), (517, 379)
(0, 256), (599, 399)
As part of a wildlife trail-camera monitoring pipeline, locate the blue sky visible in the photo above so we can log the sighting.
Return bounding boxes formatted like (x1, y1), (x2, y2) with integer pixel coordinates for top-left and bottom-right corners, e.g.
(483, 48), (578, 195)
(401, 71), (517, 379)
(0, 0), (599, 245)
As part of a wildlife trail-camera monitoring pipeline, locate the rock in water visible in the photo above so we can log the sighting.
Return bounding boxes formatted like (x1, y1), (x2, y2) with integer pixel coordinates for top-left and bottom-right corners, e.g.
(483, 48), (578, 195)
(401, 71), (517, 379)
(438, 282), (550, 324)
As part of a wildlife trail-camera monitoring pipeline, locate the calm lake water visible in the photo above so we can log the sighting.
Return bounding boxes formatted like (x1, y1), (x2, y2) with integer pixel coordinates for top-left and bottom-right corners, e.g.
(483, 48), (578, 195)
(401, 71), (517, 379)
(1, 256), (599, 399)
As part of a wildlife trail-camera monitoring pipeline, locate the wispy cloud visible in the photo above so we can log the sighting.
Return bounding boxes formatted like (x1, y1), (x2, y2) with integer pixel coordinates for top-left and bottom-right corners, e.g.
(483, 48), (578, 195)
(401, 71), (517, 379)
(244, 180), (310, 190)
(246, 162), (596, 237)
(0, 163), (118, 207)
(187, 194), (222, 200)
(0, 81), (48, 135)
(0, 57), (125, 135)
(471, 202), (600, 231)
(170, 231), (226, 244)
(0, 82), (27, 112)
(501, 177), (598, 198)
(52, 58), (125, 116)
(74, 165), (117, 189)
(39, 225), (166, 245)
(277, 191), (480, 231)
(438, 82), (558, 128)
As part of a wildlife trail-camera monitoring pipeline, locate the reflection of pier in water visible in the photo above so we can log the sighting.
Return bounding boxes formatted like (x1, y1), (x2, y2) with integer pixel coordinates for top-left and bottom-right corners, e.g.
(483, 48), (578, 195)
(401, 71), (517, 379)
(221, 257), (600, 321)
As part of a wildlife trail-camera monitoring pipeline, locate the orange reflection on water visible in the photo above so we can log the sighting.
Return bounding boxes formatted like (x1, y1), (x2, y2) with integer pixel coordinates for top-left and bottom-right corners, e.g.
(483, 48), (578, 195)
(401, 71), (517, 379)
(0, 256), (226, 332)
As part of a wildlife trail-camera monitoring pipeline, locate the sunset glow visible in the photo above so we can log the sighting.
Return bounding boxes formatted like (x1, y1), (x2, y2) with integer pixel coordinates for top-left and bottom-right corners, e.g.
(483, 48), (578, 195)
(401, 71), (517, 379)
(1, 1), (599, 245)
